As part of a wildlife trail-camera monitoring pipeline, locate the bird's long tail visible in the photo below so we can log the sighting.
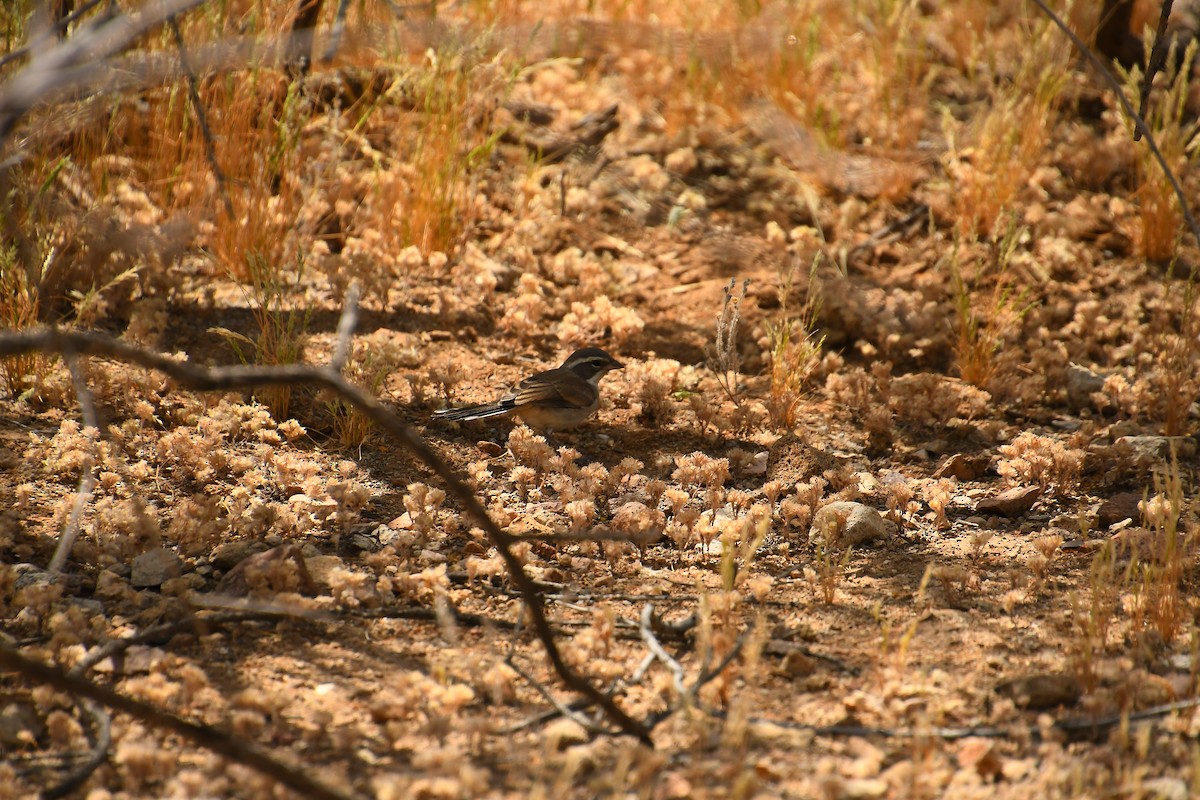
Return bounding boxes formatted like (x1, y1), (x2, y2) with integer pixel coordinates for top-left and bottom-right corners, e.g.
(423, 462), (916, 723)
(433, 400), (515, 422)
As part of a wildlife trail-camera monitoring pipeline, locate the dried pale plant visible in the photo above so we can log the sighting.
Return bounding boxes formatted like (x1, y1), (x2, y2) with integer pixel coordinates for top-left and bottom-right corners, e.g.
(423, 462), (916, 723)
(708, 278), (750, 408)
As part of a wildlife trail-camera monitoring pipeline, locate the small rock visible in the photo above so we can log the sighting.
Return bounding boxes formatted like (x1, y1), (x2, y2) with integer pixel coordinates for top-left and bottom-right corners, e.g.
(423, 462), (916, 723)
(131, 548), (181, 588)
(976, 486), (1041, 518)
(351, 533), (381, 552)
(123, 645), (169, 674)
(995, 672), (1081, 710)
(934, 453), (989, 480)
(419, 549), (447, 563)
(810, 502), (893, 547)
(1065, 362), (1105, 409)
(1098, 492), (1142, 529)
(746, 451), (769, 475)
(778, 651), (817, 679)
(210, 540), (269, 571)
(304, 554), (347, 590)
(1124, 671), (1175, 709)
(477, 440), (504, 457)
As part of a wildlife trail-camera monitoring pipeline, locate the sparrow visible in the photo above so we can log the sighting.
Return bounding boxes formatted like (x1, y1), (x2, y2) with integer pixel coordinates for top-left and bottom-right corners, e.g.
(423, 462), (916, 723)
(434, 347), (624, 433)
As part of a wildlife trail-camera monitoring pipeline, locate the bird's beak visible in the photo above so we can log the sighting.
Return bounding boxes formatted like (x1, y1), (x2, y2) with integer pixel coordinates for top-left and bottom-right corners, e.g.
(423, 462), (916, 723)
(610, 357), (625, 370)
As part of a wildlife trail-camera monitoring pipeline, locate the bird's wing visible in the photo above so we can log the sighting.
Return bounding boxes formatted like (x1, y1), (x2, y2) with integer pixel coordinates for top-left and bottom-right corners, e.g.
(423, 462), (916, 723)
(508, 369), (595, 408)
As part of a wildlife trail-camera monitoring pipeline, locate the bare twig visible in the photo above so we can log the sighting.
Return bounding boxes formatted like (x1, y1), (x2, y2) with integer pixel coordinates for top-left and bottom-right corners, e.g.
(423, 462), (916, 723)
(505, 656), (615, 736)
(1027, 0), (1200, 252)
(639, 603), (687, 698)
(848, 203), (930, 257)
(47, 353), (99, 573)
(40, 699), (110, 800)
(186, 594), (332, 619)
(0, 641), (359, 800)
(0, 0), (208, 143)
(330, 281), (361, 373)
(71, 610), (295, 677)
(642, 628), (748, 732)
(515, 528), (663, 544)
(323, 0), (354, 63)
(0, 326), (651, 744)
(0, 0), (107, 70)
(1135, 0), (1176, 142)
(166, 14), (235, 219)
(627, 653), (656, 686)
(354, 604), (526, 631)
(706, 693), (1200, 744)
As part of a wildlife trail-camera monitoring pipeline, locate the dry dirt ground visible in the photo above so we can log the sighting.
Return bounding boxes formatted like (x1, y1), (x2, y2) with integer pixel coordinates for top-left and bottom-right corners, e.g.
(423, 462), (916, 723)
(5, 1), (1200, 798)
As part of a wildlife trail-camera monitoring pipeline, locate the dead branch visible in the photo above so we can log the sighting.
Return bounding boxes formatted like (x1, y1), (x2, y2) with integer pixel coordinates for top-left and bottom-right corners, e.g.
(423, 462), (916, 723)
(47, 353), (98, 573)
(0, 326), (652, 745)
(505, 656), (616, 737)
(165, 14), (235, 219)
(639, 603), (687, 699)
(0, 0), (207, 143)
(1135, 0), (1175, 141)
(329, 282), (361, 374)
(41, 698), (110, 800)
(0, 0), (107, 70)
(1028, 0), (1200, 254)
(0, 640), (359, 800)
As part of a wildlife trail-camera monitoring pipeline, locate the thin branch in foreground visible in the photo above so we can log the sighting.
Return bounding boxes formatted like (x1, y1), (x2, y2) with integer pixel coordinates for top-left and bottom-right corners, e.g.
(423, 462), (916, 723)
(639, 603), (687, 699)
(505, 656), (615, 737)
(0, 0), (107, 71)
(329, 281), (361, 374)
(166, 14), (235, 219)
(0, 326), (652, 745)
(0, 0), (207, 143)
(0, 641), (359, 800)
(323, 0), (354, 63)
(41, 698), (110, 800)
(706, 695), (1200, 745)
(1028, 0), (1200, 253)
(1135, 0), (1176, 141)
(47, 353), (99, 573)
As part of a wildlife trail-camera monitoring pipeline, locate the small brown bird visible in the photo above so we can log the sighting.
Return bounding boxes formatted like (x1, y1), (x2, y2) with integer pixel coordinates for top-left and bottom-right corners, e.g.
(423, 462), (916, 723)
(434, 347), (624, 433)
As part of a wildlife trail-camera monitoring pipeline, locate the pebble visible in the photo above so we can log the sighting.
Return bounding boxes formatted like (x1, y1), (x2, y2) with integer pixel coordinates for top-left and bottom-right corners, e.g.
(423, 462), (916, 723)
(304, 555), (346, 589)
(131, 547), (182, 588)
(210, 540), (269, 571)
(934, 453), (989, 480)
(975, 485), (1040, 518)
(1065, 362), (1105, 409)
(810, 502), (893, 547)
